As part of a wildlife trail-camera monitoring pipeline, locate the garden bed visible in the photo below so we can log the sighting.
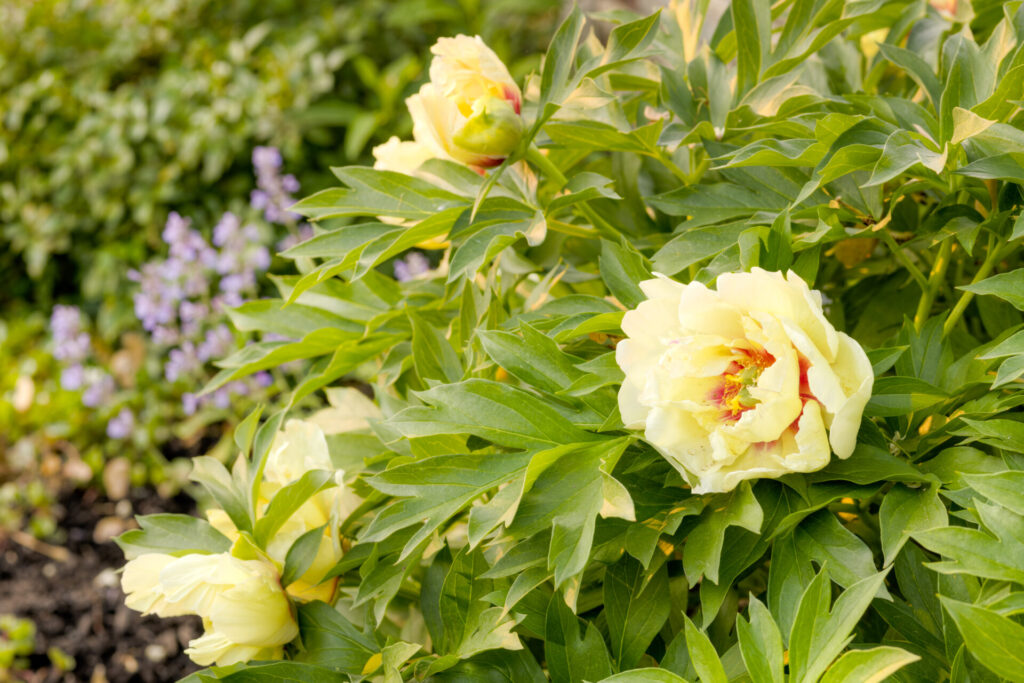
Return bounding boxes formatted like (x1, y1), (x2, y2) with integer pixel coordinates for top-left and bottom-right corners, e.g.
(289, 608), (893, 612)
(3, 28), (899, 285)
(0, 488), (199, 682)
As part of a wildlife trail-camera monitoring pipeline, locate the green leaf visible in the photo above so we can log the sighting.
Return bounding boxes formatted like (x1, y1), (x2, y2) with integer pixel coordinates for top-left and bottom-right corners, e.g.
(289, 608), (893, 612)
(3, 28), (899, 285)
(793, 511), (885, 593)
(477, 323), (584, 395)
(508, 439), (632, 589)
(188, 456), (253, 535)
(737, 596), (784, 683)
(864, 376), (949, 417)
(652, 222), (749, 275)
(963, 471), (1024, 515)
(914, 500), (1024, 584)
(879, 485), (947, 566)
(788, 568), (889, 683)
(227, 300), (359, 339)
(648, 183), (784, 227)
(604, 555), (670, 669)
(595, 671), (692, 683)
(115, 514), (231, 560)
(876, 43), (943, 108)
(254, 470), (335, 547)
(281, 524), (327, 587)
(363, 451), (533, 555)
(940, 598), (1024, 683)
(809, 444), (932, 485)
(294, 167), (466, 221)
(215, 661), (350, 682)
(539, 6), (585, 111)
(447, 210), (546, 282)
(233, 406), (264, 459)
(956, 153), (1024, 183)
(683, 481), (763, 584)
(683, 614), (728, 683)
(731, 0), (770, 96)
(410, 312), (462, 384)
(818, 646), (920, 683)
(599, 240), (652, 308)
(440, 549), (522, 657)
(386, 379), (598, 450)
(296, 601), (378, 674)
(544, 593), (614, 683)
(959, 269), (1024, 310)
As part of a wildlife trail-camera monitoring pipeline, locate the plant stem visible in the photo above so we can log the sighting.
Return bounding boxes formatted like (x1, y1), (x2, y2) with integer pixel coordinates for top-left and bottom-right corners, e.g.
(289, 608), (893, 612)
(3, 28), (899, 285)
(878, 228), (928, 290)
(524, 145), (620, 240)
(942, 235), (1010, 337)
(548, 218), (600, 238)
(913, 238), (953, 331)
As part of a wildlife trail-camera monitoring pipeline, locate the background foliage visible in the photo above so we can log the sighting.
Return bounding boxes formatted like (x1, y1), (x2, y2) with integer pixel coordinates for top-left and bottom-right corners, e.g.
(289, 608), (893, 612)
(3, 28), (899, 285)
(128, 0), (1024, 681)
(0, 0), (559, 535)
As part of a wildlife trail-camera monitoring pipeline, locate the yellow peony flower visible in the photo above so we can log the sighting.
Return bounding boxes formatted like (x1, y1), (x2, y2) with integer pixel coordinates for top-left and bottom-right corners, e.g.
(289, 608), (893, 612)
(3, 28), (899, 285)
(121, 552), (297, 666)
(406, 35), (523, 169)
(616, 268), (873, 494)
(207, 418), (363, 603)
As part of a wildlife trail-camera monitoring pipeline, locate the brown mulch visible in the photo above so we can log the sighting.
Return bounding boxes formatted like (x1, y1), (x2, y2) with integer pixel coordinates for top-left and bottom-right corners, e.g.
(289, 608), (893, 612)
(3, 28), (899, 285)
(0, 488), (201, 683)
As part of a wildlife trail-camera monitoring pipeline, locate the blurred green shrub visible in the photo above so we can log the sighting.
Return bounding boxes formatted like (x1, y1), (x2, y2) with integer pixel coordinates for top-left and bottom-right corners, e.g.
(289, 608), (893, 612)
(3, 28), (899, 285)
(0, 0), (558, 532)
(0, 0), (558, 315)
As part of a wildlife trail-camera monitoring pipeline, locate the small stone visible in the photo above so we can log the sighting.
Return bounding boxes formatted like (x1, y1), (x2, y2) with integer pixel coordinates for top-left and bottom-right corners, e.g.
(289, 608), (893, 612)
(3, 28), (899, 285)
(42, 562), (58, 578)
(90, 664), (109, 683)
(64, 457), (94, 483)
(119, 653), (138, 674)
(93, 516), (129, 544)
(94, 567), (119, 589)
(114, 499), (133, 518)
(103, 457), (132, 501)
(144, 644), (166, 663)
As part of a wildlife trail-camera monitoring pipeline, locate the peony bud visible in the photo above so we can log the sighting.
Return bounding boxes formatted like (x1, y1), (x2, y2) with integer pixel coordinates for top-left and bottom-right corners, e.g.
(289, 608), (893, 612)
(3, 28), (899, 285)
(403, 35), (523, 170)
(451, 94), (524, 158)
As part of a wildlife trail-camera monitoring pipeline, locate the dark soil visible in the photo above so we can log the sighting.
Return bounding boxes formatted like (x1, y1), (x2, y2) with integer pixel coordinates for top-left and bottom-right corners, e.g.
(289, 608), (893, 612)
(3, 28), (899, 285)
(0, 487), (201, 683)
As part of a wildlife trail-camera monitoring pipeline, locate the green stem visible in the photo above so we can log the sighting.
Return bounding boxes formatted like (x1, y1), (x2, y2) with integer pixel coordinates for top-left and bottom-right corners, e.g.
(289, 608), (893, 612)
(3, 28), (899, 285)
(878, 228), (929, 291)
(655, 149), (692, 184)
(524, 145), (569, 187)
(548, 218), (600, 238)
(525, 145), (620, 240)
(913, 238), (953, 331)
(942, 236), (1011, 337)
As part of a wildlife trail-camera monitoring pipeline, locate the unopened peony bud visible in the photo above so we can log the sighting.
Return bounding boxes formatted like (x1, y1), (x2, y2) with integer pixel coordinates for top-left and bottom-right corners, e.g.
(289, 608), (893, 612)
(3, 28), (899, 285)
(451, 94), (524, 158)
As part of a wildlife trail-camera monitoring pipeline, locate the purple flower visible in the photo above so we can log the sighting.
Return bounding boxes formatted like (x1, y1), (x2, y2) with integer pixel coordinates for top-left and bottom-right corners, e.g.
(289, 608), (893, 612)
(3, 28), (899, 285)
(213, 212), (241, 247)
(182, 392), (200, 416)
(50, 305), (92, 363)
(82, 372), (115, 408)
(253, 371), (273, 388)
(106, 407), (135, 440)
(197, 324), (234, 362)
(252, 146), (282, 172)
(165, 342), (200, 382)
(161, 212), (190, 246)
(251, 145), (301, 224)
(60, 364), (86, 391)
(211, 387), (231, 409)
(394, 251), (431, 282)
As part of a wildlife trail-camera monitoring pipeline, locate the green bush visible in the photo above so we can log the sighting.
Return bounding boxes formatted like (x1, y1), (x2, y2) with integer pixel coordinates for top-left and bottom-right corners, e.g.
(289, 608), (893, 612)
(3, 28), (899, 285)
(119, 1), (1024, 681)
(0, 0), (558, 314)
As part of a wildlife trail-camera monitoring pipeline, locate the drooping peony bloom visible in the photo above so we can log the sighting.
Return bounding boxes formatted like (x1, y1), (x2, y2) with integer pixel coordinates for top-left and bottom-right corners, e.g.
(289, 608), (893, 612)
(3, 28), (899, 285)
(616, 268), (873, 494)
(404, 35), (524, 169)
(121, 552), (297, 666)
(207, 418), (362, 602)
